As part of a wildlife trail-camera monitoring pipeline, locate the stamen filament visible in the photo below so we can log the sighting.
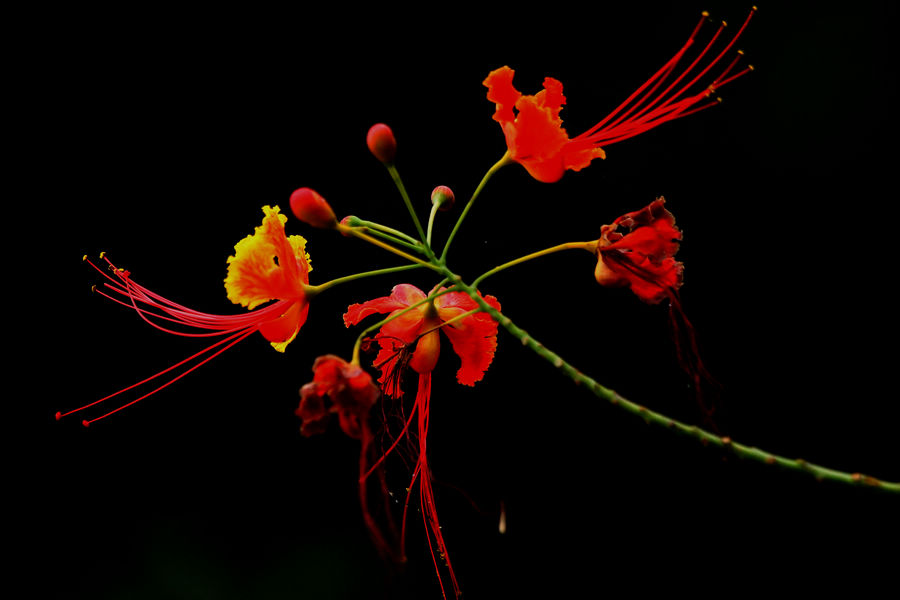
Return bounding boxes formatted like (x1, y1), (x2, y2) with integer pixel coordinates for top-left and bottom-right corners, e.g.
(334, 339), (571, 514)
(58, 329), (256, 425)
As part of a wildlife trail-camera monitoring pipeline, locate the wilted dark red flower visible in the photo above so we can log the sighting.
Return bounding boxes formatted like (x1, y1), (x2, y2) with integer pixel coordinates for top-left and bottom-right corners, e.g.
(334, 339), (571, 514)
(297, 355), (380, 439)
(594, 197), (683, 304)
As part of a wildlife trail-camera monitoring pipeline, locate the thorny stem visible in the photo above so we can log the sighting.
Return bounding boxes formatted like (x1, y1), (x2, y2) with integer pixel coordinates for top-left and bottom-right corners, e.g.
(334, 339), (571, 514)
(440, 152), (511, 263)
(471, 241), (597, 289)
(443, 273), (900, 493)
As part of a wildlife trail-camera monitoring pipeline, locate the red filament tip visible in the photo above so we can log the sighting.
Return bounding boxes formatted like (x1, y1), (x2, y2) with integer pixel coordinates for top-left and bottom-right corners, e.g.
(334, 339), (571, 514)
(574, 8), (755, 150)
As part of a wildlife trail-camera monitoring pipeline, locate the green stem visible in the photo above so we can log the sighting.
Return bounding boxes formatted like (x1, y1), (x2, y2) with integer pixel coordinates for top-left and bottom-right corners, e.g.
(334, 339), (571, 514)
(446, 274), (900, 493)
(310, 264), (423, 294)
(352, 218), (421, 246)
(471, 241), (596, 289)
(351, 283), (455, 364)
(440, 152), (511, 263)
(426, 201), (441, 248)
(386, 163), (434, 260)
(341, 227), (442, 272)
(355, 225), (425, 254)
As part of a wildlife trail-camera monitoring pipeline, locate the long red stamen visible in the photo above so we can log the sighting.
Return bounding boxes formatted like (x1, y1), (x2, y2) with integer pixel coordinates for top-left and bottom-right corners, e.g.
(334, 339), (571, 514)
(58, 255), (285, 425)
(396, 374), (460, 599)
(576, 7), (755, 149)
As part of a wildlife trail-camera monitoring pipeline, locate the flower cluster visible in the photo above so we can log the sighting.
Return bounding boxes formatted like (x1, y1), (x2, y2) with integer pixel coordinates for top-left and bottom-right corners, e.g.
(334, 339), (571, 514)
(69, 10), (759, 597)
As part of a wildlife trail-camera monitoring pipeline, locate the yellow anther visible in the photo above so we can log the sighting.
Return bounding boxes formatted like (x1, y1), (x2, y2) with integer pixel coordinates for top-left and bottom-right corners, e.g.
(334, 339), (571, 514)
(82, 254), (88, 261)
(99, 251), (106, 259)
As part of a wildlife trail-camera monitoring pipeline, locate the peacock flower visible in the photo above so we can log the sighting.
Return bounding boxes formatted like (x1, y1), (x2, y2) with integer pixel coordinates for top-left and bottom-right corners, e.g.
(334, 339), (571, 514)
(484, 9), (754, 183)
(343, 284), (502, 397)
(343, 284), (501, 598)
(593, 197), (683, 304)
(60, 205), (312, 426)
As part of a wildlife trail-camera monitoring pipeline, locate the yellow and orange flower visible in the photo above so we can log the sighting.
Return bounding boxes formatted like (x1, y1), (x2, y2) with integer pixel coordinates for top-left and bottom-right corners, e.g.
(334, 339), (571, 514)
(61, 205), (312, 426)
(225, 204), (312, 352)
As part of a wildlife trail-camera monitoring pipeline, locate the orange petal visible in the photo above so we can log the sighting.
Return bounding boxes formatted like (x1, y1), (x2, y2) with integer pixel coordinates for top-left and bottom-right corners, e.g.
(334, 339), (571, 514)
(484, 66), (521, 125)
(343, 283), (425, 327)
(258, 300), (309, 352)
(225, 206), (311, 310)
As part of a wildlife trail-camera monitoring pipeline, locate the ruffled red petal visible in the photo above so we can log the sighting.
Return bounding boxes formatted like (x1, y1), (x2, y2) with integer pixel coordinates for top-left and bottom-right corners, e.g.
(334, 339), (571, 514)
(436, 292), (502, 386)
(343, 283), (425, 327)
(483, 66), (521, 125)
(596, 198), (684, 304)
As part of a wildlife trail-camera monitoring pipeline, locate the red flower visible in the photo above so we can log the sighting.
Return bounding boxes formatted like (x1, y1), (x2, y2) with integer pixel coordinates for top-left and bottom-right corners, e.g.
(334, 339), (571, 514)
(594, 197), (683, 304)
(296, 355), (380, 439)
(343, 283), (502, 397)
(60, 205), (312, 426)
(595, 199), (720, 427)
(484, 10), (754, 183)
(343, 284), (501, 598)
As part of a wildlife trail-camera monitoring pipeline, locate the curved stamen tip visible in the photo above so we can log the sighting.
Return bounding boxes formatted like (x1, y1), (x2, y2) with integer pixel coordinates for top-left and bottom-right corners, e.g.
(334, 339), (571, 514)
(82, 254), (88, 261)
(751, 5), (758, 12)
(721, 20), (728, 27)
(91, 284), (97, 293)
(99, 251), (106, 259)
(81, 420), (91, 428)
(55, 411), (62, 421)
(748, 64), (755, 71)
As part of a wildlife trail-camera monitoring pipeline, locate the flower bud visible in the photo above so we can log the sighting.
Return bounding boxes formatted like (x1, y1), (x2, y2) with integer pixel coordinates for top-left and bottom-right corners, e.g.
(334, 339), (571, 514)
(290, 187), (337, 229)
(430, 185), (455, 211)
(366, 123), (396, 164)
(339, 215), (361, 237)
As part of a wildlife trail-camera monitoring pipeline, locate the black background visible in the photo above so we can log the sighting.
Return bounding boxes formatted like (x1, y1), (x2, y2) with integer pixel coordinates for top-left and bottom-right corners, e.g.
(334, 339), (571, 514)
(25, 1), (899, 598)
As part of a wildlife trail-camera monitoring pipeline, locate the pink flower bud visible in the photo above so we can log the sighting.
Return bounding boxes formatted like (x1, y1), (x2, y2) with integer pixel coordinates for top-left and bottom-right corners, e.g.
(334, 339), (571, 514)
(366, 123), (397, 164)
(430, 185), (455, 211)
(290, 187), (337, 229)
